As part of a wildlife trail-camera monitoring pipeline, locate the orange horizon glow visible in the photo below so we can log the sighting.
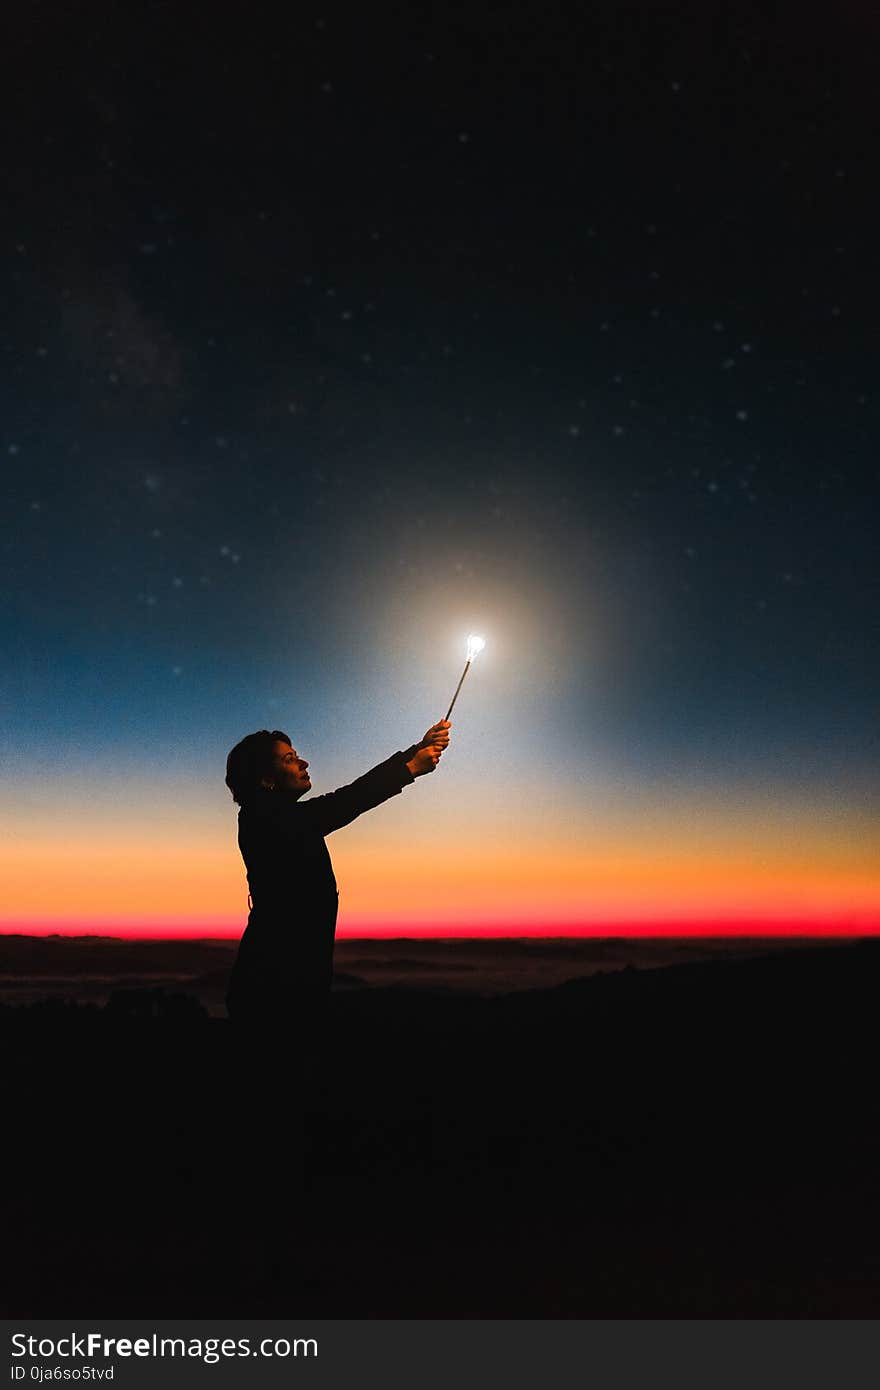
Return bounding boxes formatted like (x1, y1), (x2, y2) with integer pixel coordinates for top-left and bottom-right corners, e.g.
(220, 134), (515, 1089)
(4, 790), (878, 942)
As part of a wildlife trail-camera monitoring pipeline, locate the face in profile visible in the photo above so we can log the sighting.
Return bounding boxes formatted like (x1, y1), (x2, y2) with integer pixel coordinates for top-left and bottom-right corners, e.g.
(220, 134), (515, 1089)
(267, 739), (311, 797)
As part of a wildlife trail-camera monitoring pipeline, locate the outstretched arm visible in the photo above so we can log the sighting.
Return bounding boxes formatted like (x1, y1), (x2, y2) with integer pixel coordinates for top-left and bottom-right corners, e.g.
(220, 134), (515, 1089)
(288, 722), (452, 838)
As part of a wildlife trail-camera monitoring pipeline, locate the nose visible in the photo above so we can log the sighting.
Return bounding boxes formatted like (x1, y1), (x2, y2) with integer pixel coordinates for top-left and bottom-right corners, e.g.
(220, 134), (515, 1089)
(300, 761), (309, 772)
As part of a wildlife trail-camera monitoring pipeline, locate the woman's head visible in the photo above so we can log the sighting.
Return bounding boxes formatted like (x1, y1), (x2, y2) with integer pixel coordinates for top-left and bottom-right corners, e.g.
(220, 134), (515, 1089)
(225, 730), (311, 804)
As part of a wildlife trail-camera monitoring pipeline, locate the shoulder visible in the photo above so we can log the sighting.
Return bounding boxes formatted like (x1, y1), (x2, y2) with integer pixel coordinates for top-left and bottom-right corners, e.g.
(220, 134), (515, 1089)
(238, 789), (281, 828)
(239, 790), (311, 834)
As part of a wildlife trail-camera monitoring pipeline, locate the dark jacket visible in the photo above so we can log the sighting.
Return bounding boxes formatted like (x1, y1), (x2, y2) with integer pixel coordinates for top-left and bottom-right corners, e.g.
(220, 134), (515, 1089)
(226, 747), (418, 1023)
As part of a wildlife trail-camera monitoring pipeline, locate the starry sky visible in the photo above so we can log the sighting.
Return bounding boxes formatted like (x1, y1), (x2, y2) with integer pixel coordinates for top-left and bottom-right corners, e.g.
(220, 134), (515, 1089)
(3, 3), (878, 935)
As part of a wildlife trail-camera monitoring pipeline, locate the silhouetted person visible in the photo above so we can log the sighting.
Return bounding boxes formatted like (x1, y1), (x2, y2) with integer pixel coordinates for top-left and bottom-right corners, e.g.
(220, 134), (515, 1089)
(223, 720), (451, 1292)
(224, 720), (450, 1037)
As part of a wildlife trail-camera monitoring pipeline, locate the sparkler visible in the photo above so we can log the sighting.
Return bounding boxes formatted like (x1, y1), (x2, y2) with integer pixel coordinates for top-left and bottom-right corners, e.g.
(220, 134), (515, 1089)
(445, 634), (486, 721)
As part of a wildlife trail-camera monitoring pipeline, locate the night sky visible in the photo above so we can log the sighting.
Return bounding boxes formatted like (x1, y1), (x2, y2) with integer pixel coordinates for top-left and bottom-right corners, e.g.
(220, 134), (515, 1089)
(3, 3), (878, 934)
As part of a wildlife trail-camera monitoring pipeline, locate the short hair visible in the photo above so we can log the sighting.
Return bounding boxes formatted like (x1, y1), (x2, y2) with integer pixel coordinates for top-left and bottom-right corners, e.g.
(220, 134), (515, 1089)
(225, 729), (291, 805)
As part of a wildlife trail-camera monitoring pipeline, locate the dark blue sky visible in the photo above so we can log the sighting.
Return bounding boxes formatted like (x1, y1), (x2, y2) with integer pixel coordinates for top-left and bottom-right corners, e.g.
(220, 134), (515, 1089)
(3, 1), (878, 818)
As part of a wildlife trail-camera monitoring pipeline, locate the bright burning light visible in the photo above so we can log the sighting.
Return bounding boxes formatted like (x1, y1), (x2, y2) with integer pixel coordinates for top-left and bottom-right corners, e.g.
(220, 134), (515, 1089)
(466, 634), (486, 661)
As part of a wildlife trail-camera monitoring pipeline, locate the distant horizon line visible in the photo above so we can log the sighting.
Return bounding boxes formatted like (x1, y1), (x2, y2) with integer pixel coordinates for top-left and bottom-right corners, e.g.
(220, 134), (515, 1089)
(2, 917), (879, 941)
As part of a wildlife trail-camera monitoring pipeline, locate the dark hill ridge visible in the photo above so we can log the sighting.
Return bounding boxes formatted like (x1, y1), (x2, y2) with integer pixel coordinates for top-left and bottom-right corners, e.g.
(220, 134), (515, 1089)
(329, 933), (873, 1029)
(0, 931), (836, 1012)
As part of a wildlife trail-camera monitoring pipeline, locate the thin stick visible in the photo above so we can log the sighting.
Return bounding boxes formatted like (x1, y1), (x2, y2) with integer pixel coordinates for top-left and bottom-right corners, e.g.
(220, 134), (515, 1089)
(445, 660), (471, 721)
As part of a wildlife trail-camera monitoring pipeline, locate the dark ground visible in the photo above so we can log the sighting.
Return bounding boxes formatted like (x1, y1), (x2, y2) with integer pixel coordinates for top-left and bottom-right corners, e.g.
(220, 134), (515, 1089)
(4, 939), (880, 1317)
